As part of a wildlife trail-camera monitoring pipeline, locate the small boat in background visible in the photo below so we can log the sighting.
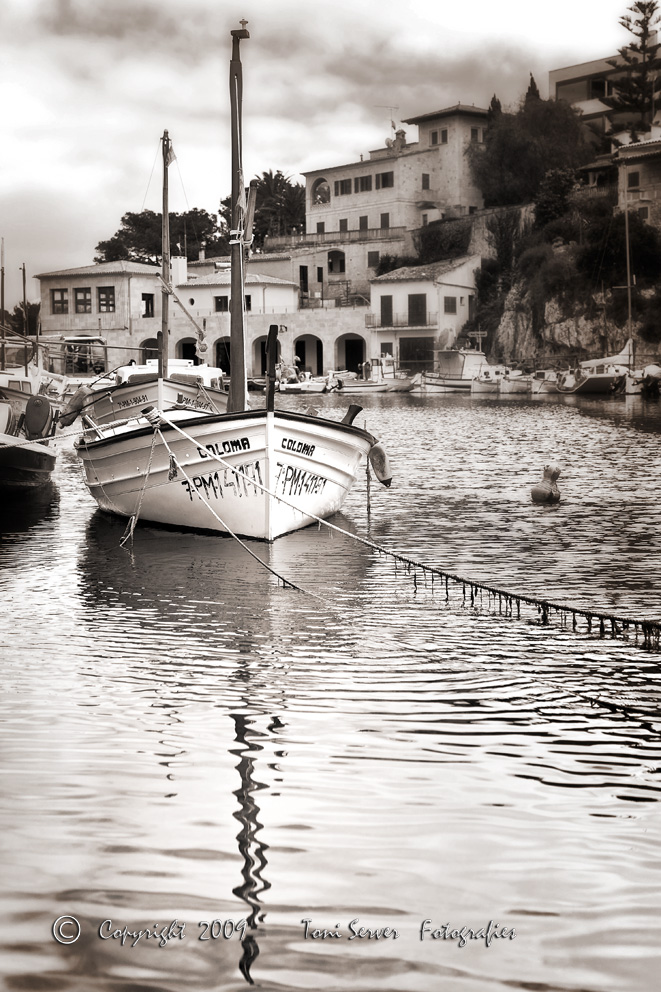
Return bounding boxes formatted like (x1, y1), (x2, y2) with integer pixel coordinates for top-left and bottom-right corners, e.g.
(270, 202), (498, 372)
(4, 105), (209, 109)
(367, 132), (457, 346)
(499, 369), (532, 394)
(332, 356), (413, 394)
(531, 369), (560, 394)
(556, 340), (633, 396)
(416, 347), (489, 392)
(0, 370), (57, 490)
(60, 358), (228, 427)
(470, 366), (509, 394)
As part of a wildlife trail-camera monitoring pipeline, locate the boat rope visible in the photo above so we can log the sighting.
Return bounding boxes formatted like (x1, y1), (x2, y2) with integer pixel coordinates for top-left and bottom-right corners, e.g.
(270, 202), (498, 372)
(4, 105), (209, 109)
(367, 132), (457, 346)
(152, 423), (327, 596)
(119, 431), (158, 548)
(157, 413), (661, 652)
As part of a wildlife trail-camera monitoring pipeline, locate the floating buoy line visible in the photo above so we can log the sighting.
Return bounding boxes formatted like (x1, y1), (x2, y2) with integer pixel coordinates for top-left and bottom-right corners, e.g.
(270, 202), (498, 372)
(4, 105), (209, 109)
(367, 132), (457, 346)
(11, 414), (661, 652)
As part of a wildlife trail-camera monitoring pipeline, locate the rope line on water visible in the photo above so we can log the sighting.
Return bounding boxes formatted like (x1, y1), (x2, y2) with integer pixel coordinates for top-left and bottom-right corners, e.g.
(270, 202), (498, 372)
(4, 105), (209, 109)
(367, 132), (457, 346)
(157, 413), (661, 652)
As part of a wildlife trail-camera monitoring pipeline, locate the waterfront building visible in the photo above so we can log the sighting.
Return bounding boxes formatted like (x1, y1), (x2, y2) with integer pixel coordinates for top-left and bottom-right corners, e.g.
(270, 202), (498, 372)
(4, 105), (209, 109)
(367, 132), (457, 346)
(367, 254), (480, 372)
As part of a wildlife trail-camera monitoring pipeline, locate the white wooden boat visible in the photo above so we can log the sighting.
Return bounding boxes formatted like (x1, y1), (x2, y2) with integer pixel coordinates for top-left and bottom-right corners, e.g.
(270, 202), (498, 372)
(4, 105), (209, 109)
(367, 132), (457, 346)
(76, 406), (376, 540)
(332, 357), (414, 393)
(278, 371), (328, 394)
(70, 25), (390, 542)
(499, 370), (533, 394)
(556, 341), (634, 396)
(60, 358), (228, 427)
(530, 369), (559, 394)
(470, 366), (509, 394)
(417, 348), (488, 392)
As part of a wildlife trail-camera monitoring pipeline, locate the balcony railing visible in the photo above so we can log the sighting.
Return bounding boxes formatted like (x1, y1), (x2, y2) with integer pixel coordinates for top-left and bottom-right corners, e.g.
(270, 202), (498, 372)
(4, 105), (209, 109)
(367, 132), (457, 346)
(263, 226), (407, 250)
(365, 312), (438, 329)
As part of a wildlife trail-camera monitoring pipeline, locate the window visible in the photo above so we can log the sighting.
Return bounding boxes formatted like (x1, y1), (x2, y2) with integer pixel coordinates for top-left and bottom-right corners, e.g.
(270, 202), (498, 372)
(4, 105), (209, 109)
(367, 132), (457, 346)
(354, 175), (372, 192)
(380, 342), (394, 356)
(430, 130), (438, 145)
(422, 173), (430, 190)
(317, 266), (323, 283)
(339, 218), (348, 232)
(380, 213), (390, 229)
(422, 213), (428, 226)
(628, 171), (640, 188)
(444, 296), (457, 314)
(317, 222), (325, 234)
(328, 250), (345, 274)
(638, 206), (649, 220)
(74, 288), (91, 313)
(245, 295), (252, 311)
(471, 127), (479, 142)
(142, 293), (154, 318)
(359, 215), (368, 231)
(376, 171), (394, 189)
(97, 286), (115, 312)
(469, 206), (477, 215)
(367, 251), (380, 267)
(51, 289), (68, 314)
(441, 129), (448, 144)
(215, 295), (229, 312)
(334, 178), (352, 196)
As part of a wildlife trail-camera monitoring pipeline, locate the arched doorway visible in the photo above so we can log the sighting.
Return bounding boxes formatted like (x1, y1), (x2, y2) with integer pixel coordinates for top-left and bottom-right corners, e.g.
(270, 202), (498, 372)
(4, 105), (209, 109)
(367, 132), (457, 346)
(253, 335), (281, 375)
(335, 333), (366, 373)
(140, 338), (158, 363)
(328, 249), (346, 275)
(215, 337), (231, 374)
(294, 334), (323, 375)
(176, 337), (200, 365)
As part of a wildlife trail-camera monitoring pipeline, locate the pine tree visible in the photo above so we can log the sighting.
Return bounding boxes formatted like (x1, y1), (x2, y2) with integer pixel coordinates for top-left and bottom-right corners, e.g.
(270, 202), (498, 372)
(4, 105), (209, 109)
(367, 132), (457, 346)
(487, 94), (502, 127)
(603, 1), (661, 137)
(524, 74), (541, 107)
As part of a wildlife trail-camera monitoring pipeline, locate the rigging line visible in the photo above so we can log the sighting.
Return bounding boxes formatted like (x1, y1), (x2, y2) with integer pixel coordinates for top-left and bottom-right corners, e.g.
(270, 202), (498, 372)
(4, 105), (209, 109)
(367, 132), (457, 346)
(154, 426), (317, 595)
(140, 138), (162, 212)
(157, 413), (661, 642)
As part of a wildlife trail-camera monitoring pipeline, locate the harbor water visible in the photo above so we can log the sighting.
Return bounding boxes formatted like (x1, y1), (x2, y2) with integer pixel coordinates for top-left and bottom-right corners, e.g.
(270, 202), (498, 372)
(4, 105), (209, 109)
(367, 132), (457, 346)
(2, 390), (661, 992)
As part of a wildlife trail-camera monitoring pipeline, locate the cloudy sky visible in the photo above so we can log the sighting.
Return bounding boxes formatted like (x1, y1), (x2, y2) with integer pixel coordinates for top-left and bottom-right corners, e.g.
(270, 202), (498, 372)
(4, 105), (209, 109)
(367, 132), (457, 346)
(0, 0), (637, 306)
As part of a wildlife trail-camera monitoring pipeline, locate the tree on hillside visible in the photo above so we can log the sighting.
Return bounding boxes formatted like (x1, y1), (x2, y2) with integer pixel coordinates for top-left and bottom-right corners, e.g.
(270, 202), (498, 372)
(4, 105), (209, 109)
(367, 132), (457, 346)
(95, 208), (229, 264)
(221, 169), (306, 247)
(468, 90), (597, 207)
(603, 1), (661, 138)
(524, 74), (541, 107)
(11, 301), (40, 337)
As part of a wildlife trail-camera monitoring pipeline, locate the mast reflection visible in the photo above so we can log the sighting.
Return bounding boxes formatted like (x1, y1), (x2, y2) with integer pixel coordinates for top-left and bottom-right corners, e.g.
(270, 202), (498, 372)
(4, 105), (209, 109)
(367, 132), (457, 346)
(230, 711), (276, 985)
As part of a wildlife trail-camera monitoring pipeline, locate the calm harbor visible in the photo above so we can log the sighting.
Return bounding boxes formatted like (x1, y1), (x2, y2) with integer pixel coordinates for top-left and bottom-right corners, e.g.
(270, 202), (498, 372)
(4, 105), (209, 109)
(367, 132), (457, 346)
(2, 389), (661, 992)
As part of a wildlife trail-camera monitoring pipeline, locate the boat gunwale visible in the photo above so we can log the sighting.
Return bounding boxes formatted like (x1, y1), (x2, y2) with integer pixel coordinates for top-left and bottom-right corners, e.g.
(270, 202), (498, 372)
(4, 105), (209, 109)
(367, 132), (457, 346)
(75, 407), (377, 451)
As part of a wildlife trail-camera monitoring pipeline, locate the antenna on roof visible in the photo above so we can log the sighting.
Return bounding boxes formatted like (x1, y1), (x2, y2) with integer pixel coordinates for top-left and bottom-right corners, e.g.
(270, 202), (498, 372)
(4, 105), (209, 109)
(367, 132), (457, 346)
(375, 105), (399, 130)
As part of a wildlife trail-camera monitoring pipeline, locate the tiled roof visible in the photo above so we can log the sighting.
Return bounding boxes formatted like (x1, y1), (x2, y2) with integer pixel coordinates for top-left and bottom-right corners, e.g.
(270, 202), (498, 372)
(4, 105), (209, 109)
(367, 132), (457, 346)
(180, 272), (298, 288)
(403, 104), (488, 125)
(35, 260), (160, 278)
(370, 255), (477, 283)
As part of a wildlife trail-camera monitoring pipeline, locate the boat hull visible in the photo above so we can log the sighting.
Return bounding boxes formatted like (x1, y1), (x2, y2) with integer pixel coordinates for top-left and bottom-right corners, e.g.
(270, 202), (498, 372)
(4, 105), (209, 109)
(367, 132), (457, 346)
(418, 372), (472, 392)
(79, 376), (228, 425)
(75, 409), (374, 541)
(0, 434), (57, 489)
(336, 377), (414, 394)
(556, 372), (622, 395)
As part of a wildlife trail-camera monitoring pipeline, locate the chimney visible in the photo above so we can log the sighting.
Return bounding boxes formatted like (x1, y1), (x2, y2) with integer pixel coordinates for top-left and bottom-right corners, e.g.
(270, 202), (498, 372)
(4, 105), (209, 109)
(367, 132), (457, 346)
(171, 255), (188, 287)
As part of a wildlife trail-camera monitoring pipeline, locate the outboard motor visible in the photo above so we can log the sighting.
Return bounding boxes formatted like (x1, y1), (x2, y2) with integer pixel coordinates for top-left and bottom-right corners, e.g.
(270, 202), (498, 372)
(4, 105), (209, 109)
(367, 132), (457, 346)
(368, 442), (392, 488)
(59, 384), (95, 427)
(24, 394), (54, 441)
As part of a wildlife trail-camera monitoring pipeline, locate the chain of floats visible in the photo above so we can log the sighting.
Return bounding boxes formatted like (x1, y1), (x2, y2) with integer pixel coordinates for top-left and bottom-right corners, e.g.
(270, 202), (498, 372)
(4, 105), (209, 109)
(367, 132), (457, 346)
(141, 412), (661, 654)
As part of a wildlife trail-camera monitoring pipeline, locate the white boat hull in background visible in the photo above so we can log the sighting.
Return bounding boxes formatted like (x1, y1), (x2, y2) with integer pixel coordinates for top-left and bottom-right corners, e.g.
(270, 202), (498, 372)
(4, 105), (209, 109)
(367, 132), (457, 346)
(76, 408), (375, 541)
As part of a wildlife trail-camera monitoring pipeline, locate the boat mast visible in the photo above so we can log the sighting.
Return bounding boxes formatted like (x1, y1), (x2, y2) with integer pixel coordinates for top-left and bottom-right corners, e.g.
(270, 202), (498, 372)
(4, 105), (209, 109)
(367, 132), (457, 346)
(1, 237), (5, 371)
(623, 163), (635, 367)
(228, 21), (250, 414)
(159, 130), (172, 389)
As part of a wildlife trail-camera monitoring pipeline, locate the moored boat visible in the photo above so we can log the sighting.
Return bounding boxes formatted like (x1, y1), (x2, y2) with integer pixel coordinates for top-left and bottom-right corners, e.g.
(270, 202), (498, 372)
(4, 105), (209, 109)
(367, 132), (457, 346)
(530, 369), (560, 394)
(499, 369), (533, 394)
(470, 366), (509, 394)
(417, 347), (489, 392)
(69, 24), (391, 542)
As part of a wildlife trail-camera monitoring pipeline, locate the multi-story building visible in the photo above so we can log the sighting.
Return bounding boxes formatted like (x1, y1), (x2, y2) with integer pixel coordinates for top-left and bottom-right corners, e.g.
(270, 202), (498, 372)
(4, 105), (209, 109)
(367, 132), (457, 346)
(261, 105), (487, 301)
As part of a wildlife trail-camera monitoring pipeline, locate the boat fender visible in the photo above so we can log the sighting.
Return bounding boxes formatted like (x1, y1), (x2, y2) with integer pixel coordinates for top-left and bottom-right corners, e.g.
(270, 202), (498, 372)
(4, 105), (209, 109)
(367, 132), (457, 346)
(24, 394), (54, 440)
(59, 384), (95, 427)
(369, 441), (392, 488)
(531, 463), (561, 504)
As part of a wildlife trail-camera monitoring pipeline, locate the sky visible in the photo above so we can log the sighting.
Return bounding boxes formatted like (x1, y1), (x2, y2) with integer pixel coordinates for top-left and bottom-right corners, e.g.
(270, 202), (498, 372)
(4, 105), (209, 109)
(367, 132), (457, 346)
(0, 0), (640, 307)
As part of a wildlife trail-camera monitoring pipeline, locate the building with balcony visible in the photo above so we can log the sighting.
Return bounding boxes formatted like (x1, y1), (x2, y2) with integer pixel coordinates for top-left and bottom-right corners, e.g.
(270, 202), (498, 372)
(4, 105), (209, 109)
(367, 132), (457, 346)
(366, 254), (480, 372)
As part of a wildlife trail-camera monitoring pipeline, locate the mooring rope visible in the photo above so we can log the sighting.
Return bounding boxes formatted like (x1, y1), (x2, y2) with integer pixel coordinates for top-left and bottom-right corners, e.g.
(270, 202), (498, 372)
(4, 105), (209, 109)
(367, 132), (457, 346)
(157, 413), (661, 652)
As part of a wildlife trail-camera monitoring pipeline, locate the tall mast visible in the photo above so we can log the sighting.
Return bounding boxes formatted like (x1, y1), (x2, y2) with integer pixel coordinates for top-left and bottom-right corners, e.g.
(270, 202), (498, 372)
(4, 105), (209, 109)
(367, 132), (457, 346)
(21, 262), (28, 374)
(159, 130), (172, 385)
(1, 238), (5, 371)
(227, 21), (250, 414)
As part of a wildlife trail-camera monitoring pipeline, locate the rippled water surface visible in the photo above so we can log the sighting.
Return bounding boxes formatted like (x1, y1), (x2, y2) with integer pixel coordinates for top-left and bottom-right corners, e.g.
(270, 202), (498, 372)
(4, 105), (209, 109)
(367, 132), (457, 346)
(2, 391), (661, 992)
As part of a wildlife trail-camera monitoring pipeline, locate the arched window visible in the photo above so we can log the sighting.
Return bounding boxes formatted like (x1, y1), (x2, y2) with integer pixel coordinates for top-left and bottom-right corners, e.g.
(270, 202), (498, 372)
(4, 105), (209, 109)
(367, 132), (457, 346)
(311, 178), (331, 204)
